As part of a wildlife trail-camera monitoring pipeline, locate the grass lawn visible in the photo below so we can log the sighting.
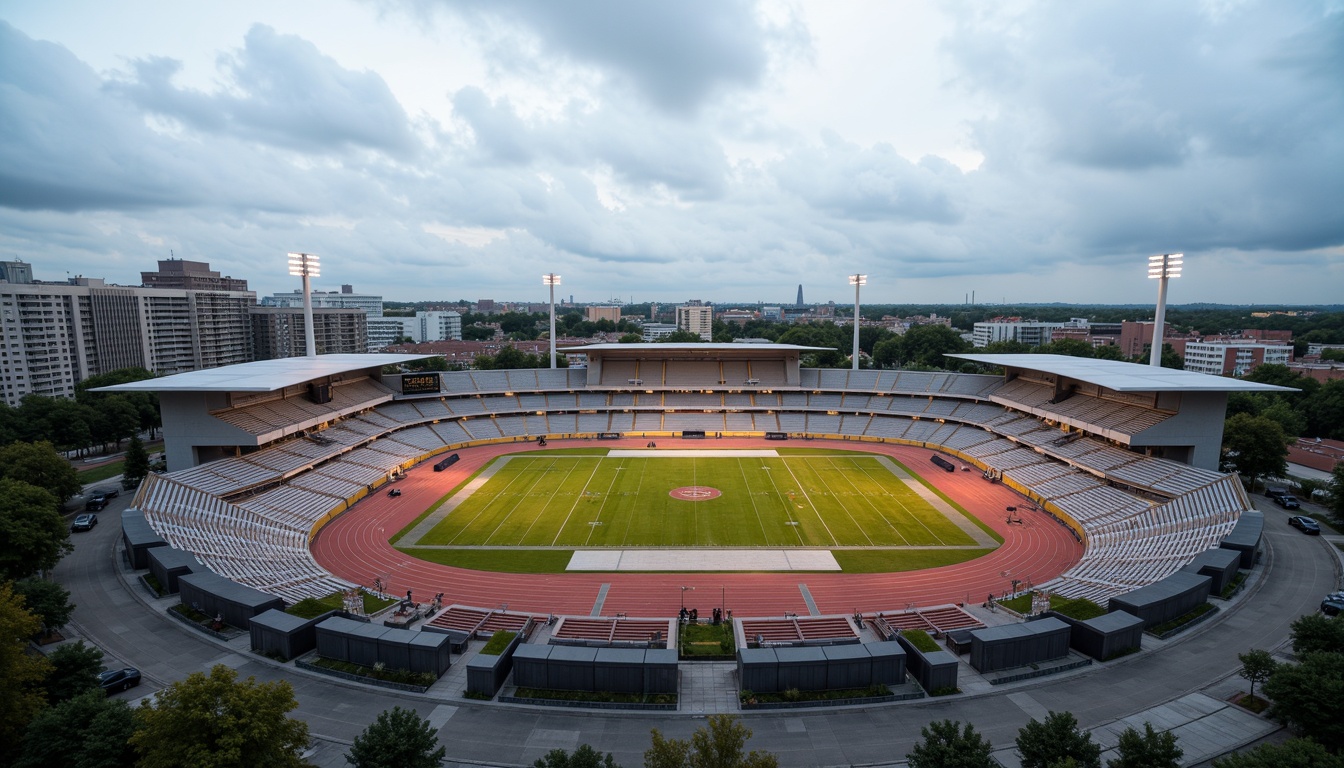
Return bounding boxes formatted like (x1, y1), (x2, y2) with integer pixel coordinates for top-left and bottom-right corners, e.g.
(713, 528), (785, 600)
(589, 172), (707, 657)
(415, 454), (978, 549)
(77, 460), (126, 484)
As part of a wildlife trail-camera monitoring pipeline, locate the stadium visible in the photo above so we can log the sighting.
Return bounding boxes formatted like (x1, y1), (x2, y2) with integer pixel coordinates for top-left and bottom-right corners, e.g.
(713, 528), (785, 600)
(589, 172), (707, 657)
(105, 344), (1284, 611)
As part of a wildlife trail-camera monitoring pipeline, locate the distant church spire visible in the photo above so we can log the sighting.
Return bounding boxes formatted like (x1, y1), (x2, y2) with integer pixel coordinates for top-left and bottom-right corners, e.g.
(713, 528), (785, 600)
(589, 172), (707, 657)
(796, 284), (804, 307)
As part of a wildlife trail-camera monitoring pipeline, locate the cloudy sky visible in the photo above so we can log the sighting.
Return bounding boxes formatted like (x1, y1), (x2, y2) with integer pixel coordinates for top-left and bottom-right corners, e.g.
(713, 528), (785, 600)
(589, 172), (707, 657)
(2, 1), (1340, 306)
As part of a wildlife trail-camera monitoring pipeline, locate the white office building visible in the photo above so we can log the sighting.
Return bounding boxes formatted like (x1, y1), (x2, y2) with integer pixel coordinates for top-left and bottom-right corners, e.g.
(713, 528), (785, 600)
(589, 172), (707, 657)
(0, 265), (255, 407)
(972, 320), (1065, 348)
(262, 285), (384, 317)
(676, 303), (714, 341)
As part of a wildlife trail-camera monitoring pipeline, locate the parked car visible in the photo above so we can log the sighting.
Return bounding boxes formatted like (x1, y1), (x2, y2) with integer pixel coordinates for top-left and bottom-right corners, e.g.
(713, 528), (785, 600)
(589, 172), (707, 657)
(1265, 485), (1290, 501)
(1323, 599), (1344, 617)
(84, 487), (119, 511)
(1288, 516), (1321, 535)
(1274, 494), (1302, 510)
(99, 667), (141, 693)
(71, 513), (98, 532)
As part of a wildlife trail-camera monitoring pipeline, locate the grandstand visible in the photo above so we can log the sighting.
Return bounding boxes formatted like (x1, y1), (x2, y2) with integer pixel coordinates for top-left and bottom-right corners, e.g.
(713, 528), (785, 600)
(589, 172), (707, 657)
(100, 346), (1292, 606)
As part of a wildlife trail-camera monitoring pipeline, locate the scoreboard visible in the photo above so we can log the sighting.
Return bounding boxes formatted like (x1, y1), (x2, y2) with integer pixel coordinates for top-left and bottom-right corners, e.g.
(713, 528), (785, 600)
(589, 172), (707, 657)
(400, 373), (441, 395)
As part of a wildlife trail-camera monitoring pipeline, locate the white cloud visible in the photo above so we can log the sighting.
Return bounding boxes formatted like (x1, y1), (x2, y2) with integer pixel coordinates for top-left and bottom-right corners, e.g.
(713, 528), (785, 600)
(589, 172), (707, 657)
(0, 2), (1339, 305)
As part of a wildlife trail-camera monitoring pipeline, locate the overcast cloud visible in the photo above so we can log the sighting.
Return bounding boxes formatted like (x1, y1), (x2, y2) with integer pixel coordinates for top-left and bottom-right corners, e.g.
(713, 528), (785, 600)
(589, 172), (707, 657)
(0, 2), (1339, 305)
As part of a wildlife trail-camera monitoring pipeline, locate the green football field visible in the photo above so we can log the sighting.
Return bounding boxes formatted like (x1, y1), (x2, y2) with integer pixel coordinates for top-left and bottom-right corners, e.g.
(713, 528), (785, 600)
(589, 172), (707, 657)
(413, 453), (979, 549)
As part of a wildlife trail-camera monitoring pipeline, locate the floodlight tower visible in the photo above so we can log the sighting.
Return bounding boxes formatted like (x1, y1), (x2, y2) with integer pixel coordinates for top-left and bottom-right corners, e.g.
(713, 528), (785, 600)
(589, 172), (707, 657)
(543, 273), (561, 368)
(287, 252), (320, 358)
(849, 274), (867, 370)
(1147, 253), (1182, 367)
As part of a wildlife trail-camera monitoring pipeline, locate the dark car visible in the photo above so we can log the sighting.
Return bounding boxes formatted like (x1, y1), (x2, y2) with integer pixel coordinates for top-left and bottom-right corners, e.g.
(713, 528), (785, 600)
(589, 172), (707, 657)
(1274, 494), (1302, 510)
(1288, 516), (1321, 535)
(84, 487), (118, 511)
(1323, 599), (1344, 617)
(99, 667), (141, 693)
(71, 513), (98, 532)
(1265, 485), (1289, 501)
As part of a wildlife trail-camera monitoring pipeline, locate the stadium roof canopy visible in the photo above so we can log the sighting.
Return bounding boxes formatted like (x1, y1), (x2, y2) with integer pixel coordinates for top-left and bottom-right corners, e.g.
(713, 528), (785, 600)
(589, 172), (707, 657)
(91, 353), (431, 394)
(948, 353), (1297, 393)
(560, 343), (833, 354)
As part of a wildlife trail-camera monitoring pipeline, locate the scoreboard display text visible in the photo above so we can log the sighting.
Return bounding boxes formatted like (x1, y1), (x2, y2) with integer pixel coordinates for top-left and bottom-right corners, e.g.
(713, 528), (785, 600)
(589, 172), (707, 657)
(400, 373), (441, 395)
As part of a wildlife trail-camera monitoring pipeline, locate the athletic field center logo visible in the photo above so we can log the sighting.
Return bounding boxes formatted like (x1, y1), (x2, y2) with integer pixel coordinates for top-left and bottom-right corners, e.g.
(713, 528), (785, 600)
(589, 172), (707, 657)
(669, 486), (722, 501)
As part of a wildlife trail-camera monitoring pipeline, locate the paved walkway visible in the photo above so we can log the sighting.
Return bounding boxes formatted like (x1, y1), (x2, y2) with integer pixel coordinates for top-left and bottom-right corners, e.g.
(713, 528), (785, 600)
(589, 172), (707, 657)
(53, 495), (1342, 767)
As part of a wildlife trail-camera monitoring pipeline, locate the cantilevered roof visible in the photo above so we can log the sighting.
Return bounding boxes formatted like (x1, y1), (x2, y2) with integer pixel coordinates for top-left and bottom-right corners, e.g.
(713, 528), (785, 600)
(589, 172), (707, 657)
(948, 353), (1297, 393)
(91, 353), (431, 393)
(559, 343), (832, 353)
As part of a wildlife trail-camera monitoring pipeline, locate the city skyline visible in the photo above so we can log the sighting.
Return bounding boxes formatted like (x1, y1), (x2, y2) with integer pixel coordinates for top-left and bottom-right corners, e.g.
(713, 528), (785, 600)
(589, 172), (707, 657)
(2, 2), (1341, 305)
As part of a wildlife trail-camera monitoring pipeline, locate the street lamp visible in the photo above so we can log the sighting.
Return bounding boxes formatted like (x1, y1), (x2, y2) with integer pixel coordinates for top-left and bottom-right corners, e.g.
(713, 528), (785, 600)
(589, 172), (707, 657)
(287, 252), (320, 358)
(543, 273), (561, 369)
(1147, 253), (1182, 367)
(849, 274), (866, 370)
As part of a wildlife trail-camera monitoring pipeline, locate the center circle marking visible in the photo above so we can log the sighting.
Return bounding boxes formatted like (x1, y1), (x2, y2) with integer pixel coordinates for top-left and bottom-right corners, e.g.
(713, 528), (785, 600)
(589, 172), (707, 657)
(669, 486), (722, 501)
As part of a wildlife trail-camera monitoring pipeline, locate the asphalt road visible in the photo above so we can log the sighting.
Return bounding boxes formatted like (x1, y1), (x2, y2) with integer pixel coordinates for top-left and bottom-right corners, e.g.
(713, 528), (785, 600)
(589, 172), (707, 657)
(53, 495), (1342, 767)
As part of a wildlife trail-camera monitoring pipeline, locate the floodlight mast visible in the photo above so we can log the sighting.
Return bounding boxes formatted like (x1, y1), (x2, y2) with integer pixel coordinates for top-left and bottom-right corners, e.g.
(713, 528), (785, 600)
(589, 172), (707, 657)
(849, 274), (867, 370)
(1147, 253), (1182, 367)
(287, 252), (321, 358)
(543, 273), (561, 368)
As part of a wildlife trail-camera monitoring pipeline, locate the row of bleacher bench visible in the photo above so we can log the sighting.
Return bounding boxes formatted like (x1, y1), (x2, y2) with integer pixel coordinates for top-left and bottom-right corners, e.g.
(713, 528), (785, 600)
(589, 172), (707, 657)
(134, 368), (1250, 604)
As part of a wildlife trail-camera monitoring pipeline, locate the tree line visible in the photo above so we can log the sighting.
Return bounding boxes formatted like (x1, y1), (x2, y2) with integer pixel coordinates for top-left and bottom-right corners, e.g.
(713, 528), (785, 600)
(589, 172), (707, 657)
(0, 368), (161, 457)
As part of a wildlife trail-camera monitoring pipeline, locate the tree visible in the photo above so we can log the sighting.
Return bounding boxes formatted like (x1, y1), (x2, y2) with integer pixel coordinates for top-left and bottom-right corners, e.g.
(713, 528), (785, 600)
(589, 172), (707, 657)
(0, 440), (81, 504)
(645, 728), (692, 768)
(14, 577), (74, 638)
(1261, 399), (1307, 439)
(532, 743), (620, 768)
(905, 719), (995, 768)
(643, 715), (777, 768)
(0, 581), (52, 766)
(1289, 613), (1344, 656)
(132, 664), (310, 768)
(1237, 649), (1277, 702)
(462, 324), (494, 341)
(1220, 413), (1289, 491)
(659, 330), (704, 343)
(346, 706), (446, 768)
(1329, 464), (1344, 524)
(1106, 722), (1181, 768)
(618, 333), (642, 343)
(16, 688), (138, 768)
(43, 639), (105, 704)
(899, 325), (971, 369)
(1211, 738), (1344, 767)
(122, 435), (151, 490)
(872, 337), (902, 368)
(1015, 711), (1101, 768)
(1263, 651), (1344, 752)
(0, 478), (71, 580)
(690, 714), (777, 768)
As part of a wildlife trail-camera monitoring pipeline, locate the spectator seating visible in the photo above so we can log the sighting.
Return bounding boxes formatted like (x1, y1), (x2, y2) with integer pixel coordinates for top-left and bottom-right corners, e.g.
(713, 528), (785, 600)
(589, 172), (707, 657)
(738, 615), (860, 647)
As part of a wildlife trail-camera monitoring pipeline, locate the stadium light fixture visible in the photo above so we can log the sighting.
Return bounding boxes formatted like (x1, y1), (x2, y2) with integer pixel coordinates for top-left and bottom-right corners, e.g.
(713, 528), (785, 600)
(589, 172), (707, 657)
(1146, 254), (1182, 367)
(849, 274), (867, 370)
(287, 252), (321, 358)
(543, 273), (561, 369)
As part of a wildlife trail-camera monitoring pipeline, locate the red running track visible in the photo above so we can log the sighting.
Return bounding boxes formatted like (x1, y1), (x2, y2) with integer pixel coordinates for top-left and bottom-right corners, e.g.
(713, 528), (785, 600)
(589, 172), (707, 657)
(311, 437), (1084, 617)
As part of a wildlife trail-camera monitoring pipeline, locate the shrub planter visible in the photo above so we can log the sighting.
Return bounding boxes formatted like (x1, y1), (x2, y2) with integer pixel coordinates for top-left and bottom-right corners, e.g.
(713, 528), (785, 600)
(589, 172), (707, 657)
(741, 691), (916, 710)
(1148, 604), (1220, 640)
(138, 573), (165, 599)
(295, 653), (431, 694)
(499, 693), (677, 711)
(166, 604), (237, 640)
(895, 635), (958, 694)
(466, 631), (523, 698)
